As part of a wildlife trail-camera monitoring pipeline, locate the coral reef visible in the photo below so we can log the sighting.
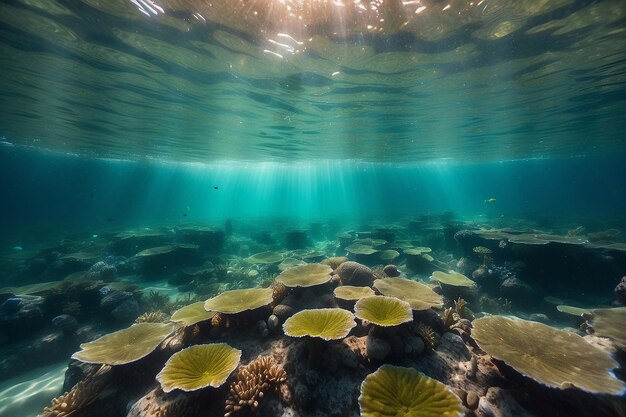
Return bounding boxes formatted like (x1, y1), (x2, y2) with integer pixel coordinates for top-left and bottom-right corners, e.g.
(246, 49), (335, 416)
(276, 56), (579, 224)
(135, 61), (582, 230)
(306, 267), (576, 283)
(414, 322), (439, 350)
(135, 310), (168, 323)
(472, 315), (625, 394)
(225, 355), (287, 417)
(39, 365), (111, 417)
(334, 261), (374, 286)
(359, 365), (463, 417)
(157, 343), (242, 392)
(7, 218), (625, 417)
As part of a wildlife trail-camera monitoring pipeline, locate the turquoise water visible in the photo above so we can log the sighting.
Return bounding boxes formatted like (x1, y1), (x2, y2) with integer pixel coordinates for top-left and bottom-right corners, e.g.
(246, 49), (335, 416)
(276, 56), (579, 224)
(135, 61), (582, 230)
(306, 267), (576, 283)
(1, 1), (626, 417)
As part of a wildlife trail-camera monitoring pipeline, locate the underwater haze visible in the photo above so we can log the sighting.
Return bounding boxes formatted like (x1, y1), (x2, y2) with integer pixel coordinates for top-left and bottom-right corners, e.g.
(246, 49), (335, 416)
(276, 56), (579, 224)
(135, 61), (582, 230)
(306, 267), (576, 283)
(1, 0), (626, 417)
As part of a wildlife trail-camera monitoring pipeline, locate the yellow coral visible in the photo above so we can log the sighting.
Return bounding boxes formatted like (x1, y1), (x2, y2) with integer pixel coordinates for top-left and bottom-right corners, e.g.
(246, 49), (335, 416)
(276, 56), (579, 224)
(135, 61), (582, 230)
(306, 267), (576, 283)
(359, 365), (463, 417)
(225, 356), (287, 417)
(473, 316), (626, 395)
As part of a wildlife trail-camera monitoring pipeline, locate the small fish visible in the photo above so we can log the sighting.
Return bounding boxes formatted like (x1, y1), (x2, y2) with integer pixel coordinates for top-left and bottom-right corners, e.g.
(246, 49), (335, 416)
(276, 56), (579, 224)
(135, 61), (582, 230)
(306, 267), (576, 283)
(484, 198), (497, 203)
(213, 186), (218, 190)
(106, 218), (114, 222)
(92, 234), (98, 238)
(12, 246), (23, 251)
(182, 213), (187, 217)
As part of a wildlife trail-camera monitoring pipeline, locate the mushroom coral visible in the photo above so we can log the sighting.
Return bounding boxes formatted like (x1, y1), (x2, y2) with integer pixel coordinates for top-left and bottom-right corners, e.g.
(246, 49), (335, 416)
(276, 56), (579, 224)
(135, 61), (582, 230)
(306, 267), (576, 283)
(283, 308), (356, 341)
(71, 323), (175, 365)
(346, 243), (378, 254)
(472, 315), (626, 395)
(283, 308), (356, 365)
(334, 285), (375, 301)
(156, 343), (241, 392)
(245, 251), (284, 265)
(354, 296), (413, 327)
(373, 278), (443, 310)
(275, 263), (332, 288)
(430, 271), (477, 288)
(171, 301), (215, 327)
(359, 365), (463, 417)
(204, 288), (274, 314)
(589, 307), (626, 349)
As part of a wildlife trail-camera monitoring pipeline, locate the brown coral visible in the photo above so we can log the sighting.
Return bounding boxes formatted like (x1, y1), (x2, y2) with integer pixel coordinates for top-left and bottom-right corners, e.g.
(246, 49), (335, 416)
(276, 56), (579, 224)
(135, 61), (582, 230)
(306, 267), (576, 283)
(212, 312), (230, 329)
(127, 386), (200, 417)
(414, 322), (439, 350)
(271, 282), (288, 305)
(442, 307), (459, 331)
(454, 297), (474, 320)
(321, 257), (348, 270)
(135, 310), (168, 323)
(225, 356), (287, 417)
(39, 365), (111, 417)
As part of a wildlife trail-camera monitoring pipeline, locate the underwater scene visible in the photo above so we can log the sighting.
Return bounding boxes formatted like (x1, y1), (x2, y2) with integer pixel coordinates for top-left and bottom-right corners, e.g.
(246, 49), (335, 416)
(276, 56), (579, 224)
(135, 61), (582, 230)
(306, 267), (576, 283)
(1, 0), (626, 416)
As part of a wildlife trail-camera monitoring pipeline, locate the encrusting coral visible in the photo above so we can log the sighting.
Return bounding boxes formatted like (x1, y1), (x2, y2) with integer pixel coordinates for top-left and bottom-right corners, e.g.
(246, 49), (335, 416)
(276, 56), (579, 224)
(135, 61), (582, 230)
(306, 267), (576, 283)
(225, 355), (287, 417)
(39, 365), (111, 417)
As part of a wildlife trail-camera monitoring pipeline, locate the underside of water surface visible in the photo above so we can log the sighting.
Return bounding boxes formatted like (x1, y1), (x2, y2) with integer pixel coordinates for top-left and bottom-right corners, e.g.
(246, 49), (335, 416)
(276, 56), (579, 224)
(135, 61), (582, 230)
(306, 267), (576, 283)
(1, 0), (626, 417)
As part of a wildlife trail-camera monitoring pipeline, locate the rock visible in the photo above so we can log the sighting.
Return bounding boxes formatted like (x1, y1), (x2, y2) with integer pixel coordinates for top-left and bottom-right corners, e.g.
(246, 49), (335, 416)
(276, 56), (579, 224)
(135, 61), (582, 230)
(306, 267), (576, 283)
(499, 277), (534, 302)
(273, 304), (296, 321)
(615, 276), (626, 305)
(329, 340), (359, 369)
(267, 314), (280, 332)
(87, 261), (117, 281)
(256, 320), (268, 338)
(52, 314), (79, 334)
(366, 335), (391, 360)
(466, 391), (480, 410)
(383, 264), (400, 277)
(404, 335), (425, 356)
(335, 261), (374, 286)
(472, 266), (488, 280)
(0, 297), (22, 314)
(477, 387), (535, 417)
(280, 295), (299, 308)
(528, 313), (550, 324)
(438, 332), (471, 362)
(127, 386), (200, 417)
(0, 295), (45, 340)
(100, 291), (133, 310)
(293, 383), (314, 411)
(457, 257), (478, 276)
(111, 299), (140, 321)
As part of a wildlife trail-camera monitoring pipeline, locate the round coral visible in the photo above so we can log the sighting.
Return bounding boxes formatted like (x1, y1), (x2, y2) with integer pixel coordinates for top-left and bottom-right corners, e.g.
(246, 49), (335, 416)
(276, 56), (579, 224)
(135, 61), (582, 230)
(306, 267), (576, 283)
(335, 261), (374, 286)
